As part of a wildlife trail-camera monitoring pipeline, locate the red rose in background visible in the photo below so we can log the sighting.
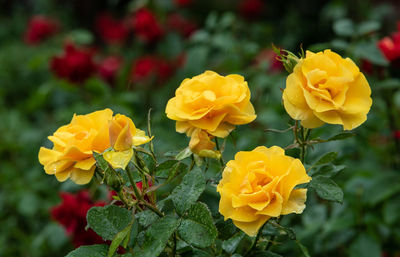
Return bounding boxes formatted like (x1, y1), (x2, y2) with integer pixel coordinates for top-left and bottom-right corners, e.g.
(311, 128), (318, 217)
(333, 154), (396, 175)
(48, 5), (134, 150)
(131, 56), (173, 84)
(50, 43), (97, 83)
(95, 13), (129, 44)
(24, 15), (58, 45)
(51, 191), (106, 247)
(174, 0), (192, 7)
(98, 56), (122, 84)
(255, 49), (283, 73)
(394, 131), (400, 139)
(167, 13), (197, 38)
(378, 22), (400, 62)
(132, 8), (163, 43)
(239, 0), (264, 19)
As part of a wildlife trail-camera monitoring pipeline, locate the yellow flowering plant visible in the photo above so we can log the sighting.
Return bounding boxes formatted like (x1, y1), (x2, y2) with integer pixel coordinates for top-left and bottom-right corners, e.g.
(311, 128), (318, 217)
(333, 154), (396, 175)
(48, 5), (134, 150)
(38, 60), (370, 256)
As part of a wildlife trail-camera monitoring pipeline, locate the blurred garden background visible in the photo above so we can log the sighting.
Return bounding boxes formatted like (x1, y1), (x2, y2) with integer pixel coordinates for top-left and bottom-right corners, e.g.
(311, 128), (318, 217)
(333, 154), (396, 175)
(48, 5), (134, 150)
(1, 0), (400, 256)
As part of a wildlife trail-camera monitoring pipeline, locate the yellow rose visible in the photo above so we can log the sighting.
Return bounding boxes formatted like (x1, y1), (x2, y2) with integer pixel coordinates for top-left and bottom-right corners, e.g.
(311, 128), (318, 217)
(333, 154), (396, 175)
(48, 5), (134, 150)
(38, 109), (113, 184)
(282, 50), (372, 130)
(165, 70), (257, 138)
(104, 114), (152, 169)
(38, 109), (152, 184)
(217, 146), (311, 236)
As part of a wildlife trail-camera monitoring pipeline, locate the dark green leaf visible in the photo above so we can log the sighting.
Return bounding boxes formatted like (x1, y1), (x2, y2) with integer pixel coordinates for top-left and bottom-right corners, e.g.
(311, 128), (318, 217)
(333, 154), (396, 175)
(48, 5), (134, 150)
(93, 152), (114, 174)
(66, 244), (109, 257)
(222, 232), (244, 254)
(87, 205), (133, 241)
(135, 210), (159, 228)
(333, 19), (354, 37)
(310, 176), (344, 203)
(349, 234), (381, 257)
(326, 132), (355, 141)
(310, 164), (346, 177)
(171, 167), (206, 215)
(108, 224), (132, 257)
(216, 218), (237, 240)
(314, 152), (338, 166)
(134, 215), (180, 257)
(295, 240), (311, 257)
(357, 21), (380, 35)
(252, 251), (283, 257)
(178, 202), (218, 248)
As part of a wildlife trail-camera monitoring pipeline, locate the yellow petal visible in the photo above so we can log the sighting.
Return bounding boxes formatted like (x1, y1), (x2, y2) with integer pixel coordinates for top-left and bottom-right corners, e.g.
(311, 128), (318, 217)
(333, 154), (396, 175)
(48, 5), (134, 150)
(54, 169), (71, 182)
(38, 147), (61, 166)
(103, 149), (133, 169)
(44, 160), (74, 175)
(132, 129), (152, 146)
(256, 192), (283, 217)
(74, 157), (96, 170)
(233, 215), (270, 237)
(281, 189), (308, 215)
(70, 166), (96, 185)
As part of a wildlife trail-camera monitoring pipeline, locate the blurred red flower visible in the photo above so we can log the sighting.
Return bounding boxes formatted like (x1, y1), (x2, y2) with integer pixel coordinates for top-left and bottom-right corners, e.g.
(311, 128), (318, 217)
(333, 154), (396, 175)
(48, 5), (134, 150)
(24, 15), (58, 45)
(51, 191), (106, 247)
(255, 49), (283, 73)
(98, 56), (122, 84)
(239, 0), (264, 19)
(174, 0), (192, 7)
(95, 13), (129, 44)
(378, 22), (400, 62)
(167, 13), (197, 38)
(131, 56), (173, 84)
(50, 43), (97, 83)
(132, 8), (163, 43)
(394, 130), (400, 139)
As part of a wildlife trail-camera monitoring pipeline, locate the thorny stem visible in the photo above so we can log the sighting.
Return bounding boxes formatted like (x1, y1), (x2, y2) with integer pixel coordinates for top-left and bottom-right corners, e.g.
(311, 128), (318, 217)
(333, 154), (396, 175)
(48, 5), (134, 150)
(172, 232), (177, 257)
(127, 163), (164, 217)
(116, 190), (132, 208)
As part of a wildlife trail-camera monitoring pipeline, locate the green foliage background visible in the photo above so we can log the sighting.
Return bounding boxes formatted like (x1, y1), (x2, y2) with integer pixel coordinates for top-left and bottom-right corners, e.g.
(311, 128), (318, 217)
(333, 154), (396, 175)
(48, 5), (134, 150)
(0, 0), (400, 256)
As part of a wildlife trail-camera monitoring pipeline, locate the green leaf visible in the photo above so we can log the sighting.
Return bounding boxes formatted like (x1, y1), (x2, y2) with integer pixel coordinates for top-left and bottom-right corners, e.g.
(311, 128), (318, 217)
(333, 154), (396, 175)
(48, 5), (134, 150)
(67, 29), (94, 45)
(222, 232), (244, 254)
(135, 210), (159, 228)
(93, 151), (114, 174)
(353, 42), (388, 66)
(216, 218), (237, 240)
(314, 152), (338, 166)
(333, 19), (354, 37)
(349, 234), (381, 257)
(357, 21), (380, 35)
(87, 205), (133, 241)
(295, 240), (311, 257)
(176, 147), (192, 160)
(326, 132), (355, 141)
(252, 251), (283, 257)
(383, 195), (400, 224)
(171, 167), (206, 215)
(310, 176), (344, 203)
(134, 215), (180, 257)
(309, 164), (346, 178)
(377, 78), (400, 90)
(156, 160), (187, 182)
(178, 202), (218, 248)
(66, 244), (109, 257)
(108, 224), (132, 257)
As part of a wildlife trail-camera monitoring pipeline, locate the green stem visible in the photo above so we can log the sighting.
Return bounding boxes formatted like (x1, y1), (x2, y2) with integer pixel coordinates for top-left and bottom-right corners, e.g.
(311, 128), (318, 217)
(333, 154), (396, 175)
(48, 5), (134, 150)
(215, 138), (225, 168)
(265, 217), (283, 251)
(245, 222), (266, 256)
(172, 232), (177, 257)
(126, 164), (143, 201)
(116, 190), (132, 208)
